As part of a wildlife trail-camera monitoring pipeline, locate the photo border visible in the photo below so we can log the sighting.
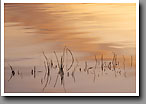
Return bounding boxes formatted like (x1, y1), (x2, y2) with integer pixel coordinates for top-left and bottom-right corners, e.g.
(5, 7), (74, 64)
(1, 0), (139, 96)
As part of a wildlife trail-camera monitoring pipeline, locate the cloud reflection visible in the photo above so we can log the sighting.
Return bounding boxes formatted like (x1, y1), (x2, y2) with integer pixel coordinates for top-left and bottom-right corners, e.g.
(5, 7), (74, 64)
(4, 3), (136, 59)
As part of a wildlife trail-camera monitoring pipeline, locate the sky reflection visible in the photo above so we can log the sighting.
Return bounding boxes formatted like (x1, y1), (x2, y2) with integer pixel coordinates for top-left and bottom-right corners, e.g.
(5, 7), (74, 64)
(4, 3), (136, 65)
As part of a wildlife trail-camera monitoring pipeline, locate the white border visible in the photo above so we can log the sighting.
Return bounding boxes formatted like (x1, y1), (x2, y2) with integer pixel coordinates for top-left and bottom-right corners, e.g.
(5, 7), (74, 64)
(1, 0), (139, 96)
(4, 0), (137, 3)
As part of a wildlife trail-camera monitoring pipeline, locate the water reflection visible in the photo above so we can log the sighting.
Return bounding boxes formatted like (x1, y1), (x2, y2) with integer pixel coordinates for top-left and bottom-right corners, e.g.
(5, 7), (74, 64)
(5, 47), (136, 93)
(5, 3), (136, 54)
(4, 3), (136, 93)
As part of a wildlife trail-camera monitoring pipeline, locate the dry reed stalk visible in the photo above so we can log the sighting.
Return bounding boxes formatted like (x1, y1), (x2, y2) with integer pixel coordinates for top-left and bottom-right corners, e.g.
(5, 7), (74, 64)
(87, 67), (93, 74)
(101, 54), (104, 75)
(79, 68), (81, 72)
(66, 48), (74, 71)
(71, 59), (79, 83)
(53, 47), (74, 92)
(112, 53), (117, 77)
(84, 61), (88, 72)
(123, 55), (126, 77)
(71, 69), (76, 83)
(93, 55), (98, 82)
(33, 66), (36, 78)
(95, 55), (97, 69)
(8, 64), (15, 81)
(54, 51), (66, 92)
(108, 62), (112, 70)
(42, 51), (51, 91)
(53, 51), (64, 87)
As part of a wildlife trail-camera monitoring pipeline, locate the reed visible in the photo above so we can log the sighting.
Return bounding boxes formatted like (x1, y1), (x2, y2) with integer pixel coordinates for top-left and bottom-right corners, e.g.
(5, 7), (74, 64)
(71, 59), (79, 83)
(42, 51), (51, 91)
(101, 54), (104, 75)
(84, 61), (88, 72)
(112, 52), (117, 77)
(93, 55), (97, 82)
(8, 64), (15, 81)
(6, 47), (133, 91)
(123, 55), (126, 77)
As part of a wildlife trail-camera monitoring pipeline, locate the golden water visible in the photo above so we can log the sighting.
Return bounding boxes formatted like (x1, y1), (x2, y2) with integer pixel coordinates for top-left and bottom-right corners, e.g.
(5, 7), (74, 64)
(4, 3), (136, 93)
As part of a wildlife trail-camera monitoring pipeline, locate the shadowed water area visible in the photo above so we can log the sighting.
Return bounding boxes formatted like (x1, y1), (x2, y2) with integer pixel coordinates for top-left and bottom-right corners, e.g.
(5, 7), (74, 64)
(4, 3), (136, 93)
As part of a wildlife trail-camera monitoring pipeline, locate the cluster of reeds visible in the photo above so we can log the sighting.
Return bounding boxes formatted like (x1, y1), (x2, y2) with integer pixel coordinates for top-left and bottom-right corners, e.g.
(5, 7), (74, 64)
(7, 47), (134, 92)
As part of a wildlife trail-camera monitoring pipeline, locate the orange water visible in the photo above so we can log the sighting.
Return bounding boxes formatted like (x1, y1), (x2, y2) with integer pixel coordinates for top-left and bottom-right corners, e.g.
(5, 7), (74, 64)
(4, 3), (136, 93)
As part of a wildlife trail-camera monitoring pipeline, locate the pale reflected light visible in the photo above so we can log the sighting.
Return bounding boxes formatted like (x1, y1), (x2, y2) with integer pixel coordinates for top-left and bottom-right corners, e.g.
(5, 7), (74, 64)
(4, 3), (136, 93)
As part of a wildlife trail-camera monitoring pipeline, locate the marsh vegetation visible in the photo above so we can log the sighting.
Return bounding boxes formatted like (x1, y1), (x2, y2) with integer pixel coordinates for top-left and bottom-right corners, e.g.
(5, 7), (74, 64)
(5, 47), (135, 93)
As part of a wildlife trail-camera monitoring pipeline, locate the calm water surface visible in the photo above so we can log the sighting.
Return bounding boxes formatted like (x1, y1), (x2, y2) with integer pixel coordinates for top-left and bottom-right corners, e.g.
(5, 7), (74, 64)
(4, 3), (136, 93)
